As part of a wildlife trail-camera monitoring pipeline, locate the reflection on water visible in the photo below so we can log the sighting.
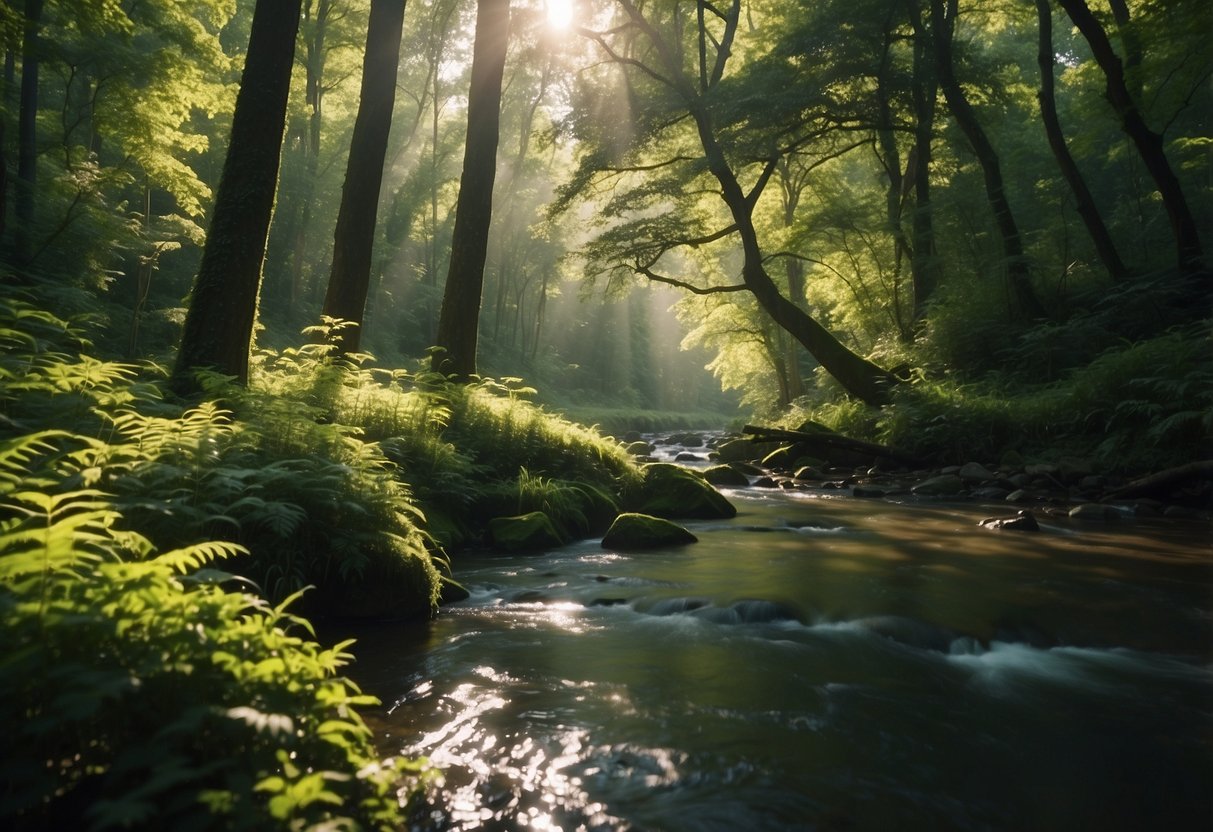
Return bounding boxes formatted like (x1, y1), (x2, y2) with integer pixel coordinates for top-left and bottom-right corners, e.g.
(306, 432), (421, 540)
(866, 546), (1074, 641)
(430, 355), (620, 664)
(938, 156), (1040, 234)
(347, 484), (1212, 831)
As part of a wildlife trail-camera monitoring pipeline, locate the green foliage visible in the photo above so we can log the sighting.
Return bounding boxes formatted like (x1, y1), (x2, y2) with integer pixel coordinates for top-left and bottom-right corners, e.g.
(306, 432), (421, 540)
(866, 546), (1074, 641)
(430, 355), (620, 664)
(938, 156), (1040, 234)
(0, 297), (443, 618)
(813, 322), (1212, 472)
(0, 293), (432, 832)
(0, 439), (417, 829)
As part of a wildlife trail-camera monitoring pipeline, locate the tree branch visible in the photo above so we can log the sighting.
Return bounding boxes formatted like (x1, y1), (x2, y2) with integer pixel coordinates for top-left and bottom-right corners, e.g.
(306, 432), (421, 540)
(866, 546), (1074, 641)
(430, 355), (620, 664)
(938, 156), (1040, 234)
(633, 263), (748, 294)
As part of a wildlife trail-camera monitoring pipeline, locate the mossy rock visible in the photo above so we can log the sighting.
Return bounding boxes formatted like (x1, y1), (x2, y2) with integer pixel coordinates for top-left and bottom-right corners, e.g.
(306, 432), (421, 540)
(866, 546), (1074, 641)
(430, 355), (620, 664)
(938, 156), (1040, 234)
(703, 464), (751, 487)
(760, 445), (801, 470)
(488, 511), (565, 552)
(715, 438), (778, 464)
(602, 513), (698, 551)
(631, 463), (736, 519)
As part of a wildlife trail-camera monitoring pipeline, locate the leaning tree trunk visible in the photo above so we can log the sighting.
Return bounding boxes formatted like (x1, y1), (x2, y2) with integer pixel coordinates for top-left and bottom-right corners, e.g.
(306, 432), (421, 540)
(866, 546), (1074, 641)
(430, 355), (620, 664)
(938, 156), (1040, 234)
(1056, 0), (1206, 279)
(321, 0), (408, 354)
(172, 0), (302, 391)
(930, 0), (1047, 321)
(691, 105), (897, 405)
(432, 0), (510, 378)
(1035, 0), (1127, 283)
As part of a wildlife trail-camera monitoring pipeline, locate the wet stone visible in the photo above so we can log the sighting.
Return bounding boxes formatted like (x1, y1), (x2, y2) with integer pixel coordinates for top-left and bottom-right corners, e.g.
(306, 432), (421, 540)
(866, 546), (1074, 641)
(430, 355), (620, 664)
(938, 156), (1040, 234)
(979, 510), (1040, 532)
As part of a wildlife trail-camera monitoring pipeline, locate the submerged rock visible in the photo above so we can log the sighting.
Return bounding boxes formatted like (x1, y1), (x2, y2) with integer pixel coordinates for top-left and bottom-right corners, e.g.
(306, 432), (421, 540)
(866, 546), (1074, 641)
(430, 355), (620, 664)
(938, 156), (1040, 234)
(979, 510), (1040, 532)
(911, 474), (965, 496)
(1068, 503), (1118, 522)
(602, 512), (698, 551)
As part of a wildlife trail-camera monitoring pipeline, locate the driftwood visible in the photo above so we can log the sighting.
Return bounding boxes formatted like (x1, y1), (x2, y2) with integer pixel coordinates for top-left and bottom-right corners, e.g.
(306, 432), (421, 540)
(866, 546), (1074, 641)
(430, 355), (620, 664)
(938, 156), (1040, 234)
(1105, 460), (1213, 501)
(741, 424), (926, 467)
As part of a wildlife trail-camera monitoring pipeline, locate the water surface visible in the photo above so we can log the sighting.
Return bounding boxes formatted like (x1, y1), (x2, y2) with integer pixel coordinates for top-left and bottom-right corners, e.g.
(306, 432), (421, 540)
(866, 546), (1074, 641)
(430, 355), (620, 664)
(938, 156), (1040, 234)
(347, 479), (1212, 831)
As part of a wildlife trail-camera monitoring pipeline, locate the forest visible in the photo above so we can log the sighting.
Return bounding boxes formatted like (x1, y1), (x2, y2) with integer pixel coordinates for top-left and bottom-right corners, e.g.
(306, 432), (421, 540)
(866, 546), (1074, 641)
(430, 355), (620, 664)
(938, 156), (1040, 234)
(1, 0), (1209, 829)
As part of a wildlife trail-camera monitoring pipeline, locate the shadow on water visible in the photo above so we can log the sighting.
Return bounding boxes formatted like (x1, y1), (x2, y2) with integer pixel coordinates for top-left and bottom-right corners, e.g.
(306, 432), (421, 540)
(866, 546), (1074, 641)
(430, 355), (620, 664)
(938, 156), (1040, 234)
(343, 483), (1213, 831)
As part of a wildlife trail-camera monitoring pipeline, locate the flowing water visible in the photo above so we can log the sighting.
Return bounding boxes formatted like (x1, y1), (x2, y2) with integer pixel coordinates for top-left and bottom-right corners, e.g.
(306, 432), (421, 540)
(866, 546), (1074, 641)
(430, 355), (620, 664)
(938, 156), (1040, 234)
(345, 446), (1212, 831)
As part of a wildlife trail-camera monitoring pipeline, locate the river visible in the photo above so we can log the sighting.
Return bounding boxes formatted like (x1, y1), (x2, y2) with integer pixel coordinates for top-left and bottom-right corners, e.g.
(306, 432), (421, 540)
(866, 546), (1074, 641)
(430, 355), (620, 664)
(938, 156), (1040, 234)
(345, 443), (1212, 831)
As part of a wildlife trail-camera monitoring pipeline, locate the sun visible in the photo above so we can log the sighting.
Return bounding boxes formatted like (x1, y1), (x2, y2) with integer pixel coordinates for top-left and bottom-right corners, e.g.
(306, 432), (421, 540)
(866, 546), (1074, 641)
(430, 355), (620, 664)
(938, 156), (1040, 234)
(546, 0), (574, 30)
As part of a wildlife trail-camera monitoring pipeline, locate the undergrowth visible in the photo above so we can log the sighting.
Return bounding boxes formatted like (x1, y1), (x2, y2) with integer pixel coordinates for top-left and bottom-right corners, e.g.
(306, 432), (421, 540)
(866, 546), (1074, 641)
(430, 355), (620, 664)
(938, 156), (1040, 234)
(796, 322), (1212, 471)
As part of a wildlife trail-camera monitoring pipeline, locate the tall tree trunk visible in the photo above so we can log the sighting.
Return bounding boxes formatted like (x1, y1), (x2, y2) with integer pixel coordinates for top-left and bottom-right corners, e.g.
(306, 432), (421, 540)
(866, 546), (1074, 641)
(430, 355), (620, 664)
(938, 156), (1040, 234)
(432, 0), (509, 378)
(1034, 0), (1127, 283)
(172, 0), (302, 391)
(14, 0), (43, 263)
(1056, 0), (1206, 278)
(321, 0), (407, 354)
(930, 0), (1047, 320)
(908, 11), (938, 326)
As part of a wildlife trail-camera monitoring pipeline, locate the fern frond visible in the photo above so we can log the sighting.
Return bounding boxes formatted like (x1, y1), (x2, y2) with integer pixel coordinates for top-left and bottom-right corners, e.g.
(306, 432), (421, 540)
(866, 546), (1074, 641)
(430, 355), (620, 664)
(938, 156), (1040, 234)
(153, 541), (248, 574)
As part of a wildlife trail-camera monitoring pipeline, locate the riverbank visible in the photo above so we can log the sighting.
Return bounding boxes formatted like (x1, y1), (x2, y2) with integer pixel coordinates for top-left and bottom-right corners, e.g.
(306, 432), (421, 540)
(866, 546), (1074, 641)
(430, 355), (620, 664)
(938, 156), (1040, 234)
(614, 428), (1212, 525)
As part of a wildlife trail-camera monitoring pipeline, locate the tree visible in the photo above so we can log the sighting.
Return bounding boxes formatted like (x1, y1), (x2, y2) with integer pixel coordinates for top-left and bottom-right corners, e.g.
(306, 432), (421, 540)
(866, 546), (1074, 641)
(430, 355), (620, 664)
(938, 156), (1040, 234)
(572, 0), (898, 405)
(1056, 0), (1206, 278)
(320, 0), (407, 354)
(432, 0), (509, 377)
(925, 0), (1047, 320)
(13, 0), (42, 264)
(172, 0), (303, 390)
(1034, 0), (1127, 282)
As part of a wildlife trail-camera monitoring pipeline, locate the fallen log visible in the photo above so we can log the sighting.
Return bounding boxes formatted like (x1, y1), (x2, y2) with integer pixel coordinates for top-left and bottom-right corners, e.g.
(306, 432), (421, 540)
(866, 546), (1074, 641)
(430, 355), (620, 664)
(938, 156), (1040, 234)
(741, 424), (926, 467)
(1105, 459), (1213, 501)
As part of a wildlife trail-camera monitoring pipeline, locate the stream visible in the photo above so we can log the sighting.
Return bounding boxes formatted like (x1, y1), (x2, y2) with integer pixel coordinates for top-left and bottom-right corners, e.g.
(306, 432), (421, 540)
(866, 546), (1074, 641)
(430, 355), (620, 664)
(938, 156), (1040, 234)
(345, 442), (1212, 831)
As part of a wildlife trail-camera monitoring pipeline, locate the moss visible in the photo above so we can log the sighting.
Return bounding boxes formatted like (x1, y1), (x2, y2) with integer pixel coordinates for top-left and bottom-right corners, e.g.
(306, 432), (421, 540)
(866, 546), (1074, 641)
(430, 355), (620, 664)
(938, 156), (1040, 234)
(602, 513), (697, 550)
(629, 463), (737, 519)
(488, 511), (565, 552)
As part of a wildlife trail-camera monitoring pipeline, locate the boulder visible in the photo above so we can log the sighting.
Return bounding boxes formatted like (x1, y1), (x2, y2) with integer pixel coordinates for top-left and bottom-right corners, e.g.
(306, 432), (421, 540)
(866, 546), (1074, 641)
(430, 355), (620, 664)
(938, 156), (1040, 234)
(730, 461), (767, 477)
(958, 462), (996, 483)
(911, 474), (966, 496)
(632, 463), (737, 519)
(793, 466), (824, 481)
(715, 438), (779, 464)
(675, 452), (705, 462)
(602, 513), (698, 551)
(488, 511), (565, 552)
(666, 432), (704, 447)
(760, 445), (800, 471)
(702, 464), (750, 487)
(625, 440), (654, 456)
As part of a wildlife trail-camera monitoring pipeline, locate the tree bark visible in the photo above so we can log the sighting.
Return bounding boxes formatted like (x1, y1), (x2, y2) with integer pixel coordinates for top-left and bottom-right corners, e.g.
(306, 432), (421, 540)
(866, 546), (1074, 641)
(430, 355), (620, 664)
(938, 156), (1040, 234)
(1034, 0), (1127, 282)
(432, 0), (510, 378)
(930, 0), (1047, 320)
(13, 0), (43, 264)
(685, 100), (897, 406)
(321, 0), (407, 354)
(1056, 0), (1206, 278)
(172, 0), (302, 391)
(907, 7), (938, 326)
